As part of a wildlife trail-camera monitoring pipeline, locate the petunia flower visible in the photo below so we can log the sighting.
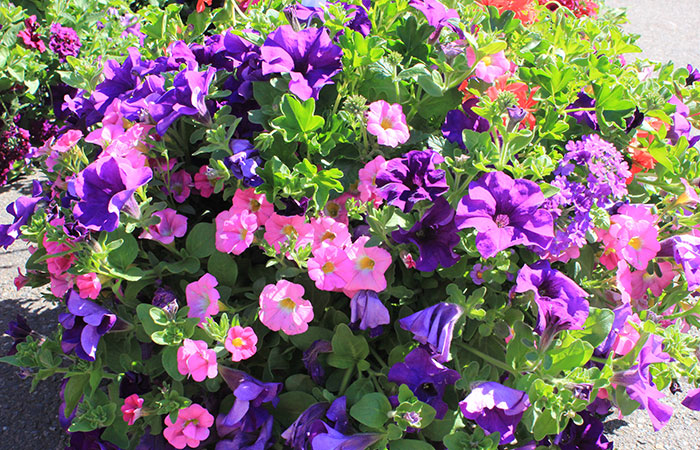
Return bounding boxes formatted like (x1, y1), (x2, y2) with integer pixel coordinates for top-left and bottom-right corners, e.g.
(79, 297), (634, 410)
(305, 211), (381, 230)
(186, 273), (220, 324)
(258, 280), (314, 335)
(459, 382), (530, 445)
(366, 100), (410, 148)
(442, 98), (490, 149)
(311, 424), (384, 450)
(609, 204), (660, 271)
(349, 290), (390, 336)
(616, 261), (674, 308)
(225, 139), (263, 187)
(409, 0), (461, 41)
(466, 48), (510, 83)
(4, 315), (33, 356)
(75, 273), (101, 300)
(232, 187), (274, 225)
(17, 15), (46, 53)
(215, 208), (258, 255)
(121, 394), (144, 426)
(343, 236), (393, 295)
(219, 367), (283, 428)
(177, 338), (218, 382)
(140, 208), (188, 245)
(308, 243), (354, 291)
(659, 234), (700, 290)
(302, 340), (333, 384)
(163, 403), (214, 449)
(216, 405), (274, 450)
(59, 290), (117, 361)
(399, 302), (464, 363)
(357, 155), (388, 204)
(225, 326), (258, 362)
(311, 216), (351, 250)
(681, 388), (700, 411)
(554, 411), (612, 450)
(263, 213), (314, 253)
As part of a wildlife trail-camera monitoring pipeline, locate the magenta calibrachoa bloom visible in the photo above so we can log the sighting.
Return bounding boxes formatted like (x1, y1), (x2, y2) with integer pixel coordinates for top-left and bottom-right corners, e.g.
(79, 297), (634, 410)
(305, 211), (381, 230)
(366, 100), (410, 147)
(163, 403), (214, 449)
(459, 382), (530, 445)
(121, 394), (144, 426)
(343, 236), (393, 295)
(177, 338), (218, 382)
(259, 280), (314, 335)
(307, 242), (354, 291)
(186, 273), (220, 324)
(215, 207), (258, 254)
(140, 208), (188, 244)
(225, 325), (258, 362)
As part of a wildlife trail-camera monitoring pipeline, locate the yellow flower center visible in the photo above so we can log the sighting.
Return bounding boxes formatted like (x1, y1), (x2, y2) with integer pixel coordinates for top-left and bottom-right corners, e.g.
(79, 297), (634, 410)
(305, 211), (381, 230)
(322, 231), (336, 242)
(240, 229), (247, 240)
(326, 203), (340, 218)
(628, 236), (643, 250)
(322, 261), (335, 273)
(282, 224), (297, 237)
(380, 117), (394, 130)
(358, 256), (375, 270)
(279, 297), (296, 310)
(482, 56), (492, 66)
(231, 337), (244, 347)
(250, 199), (261, 212)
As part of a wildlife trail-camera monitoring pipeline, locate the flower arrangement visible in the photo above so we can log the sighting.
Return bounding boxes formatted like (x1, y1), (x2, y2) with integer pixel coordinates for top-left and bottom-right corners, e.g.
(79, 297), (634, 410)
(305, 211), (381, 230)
(3, 0), (700, 449)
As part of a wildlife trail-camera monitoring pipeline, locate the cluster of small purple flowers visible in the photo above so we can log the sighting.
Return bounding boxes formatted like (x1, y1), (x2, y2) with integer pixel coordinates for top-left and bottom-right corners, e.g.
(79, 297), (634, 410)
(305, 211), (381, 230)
(48, 24), (81, 61)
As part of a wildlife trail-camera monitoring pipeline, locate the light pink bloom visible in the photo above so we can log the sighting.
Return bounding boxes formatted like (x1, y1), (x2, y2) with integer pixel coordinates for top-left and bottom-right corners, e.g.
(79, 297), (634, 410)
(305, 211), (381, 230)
(466, 48), (510, 83)
(167, 170), (193, 203)
(163, 403), (214, 449)
(311, 216), (351, 250)
(232, 188), (274, 225)
(52, 129), (84, 153)
(677, 178), (700, 206)
(263, 214), (313, 253)
(617, 261), (675, 308)
(596, 228), (620, 270)
(259, 280), (314, 335)
(216, 208), (257, 255)
(76, 273), (101, 299)
(176, 338), (218, 382)
(358, 155), (387, 204)
(140, 208), (188, 245)
(343, 236), (393, 296)
(121, 394), (144, 426)
(194, 166), (214, 198)
(609, 204), (660, 270)
(366, 100), (410, 148)
(186, 273), (220, 324)
(99, 135), (148, 169)
(50, 271), (74, 297)
(224, 326), (258, 362)
(308, 243), (354, 291)
(611, 314), (641, 356)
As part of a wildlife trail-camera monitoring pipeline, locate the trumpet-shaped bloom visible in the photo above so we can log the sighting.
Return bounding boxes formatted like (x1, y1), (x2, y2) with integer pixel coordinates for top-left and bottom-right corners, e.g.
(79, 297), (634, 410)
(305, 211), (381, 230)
(75, 273), (101, 300)
(225, 326), (258, 362)
(357, 155), (388, 204)
(459, 382), (530, 445)
(163, 403), (214, 449)
(366, 100), (410, 148)
(177, 338), (218, 382)
(216, 208), (258, 255)
(259, 280), (314, 335)
(409, 0), (461, 40)
(343, 236), (393, 295)
(350, 290), (390, 335)
(307, 243), (354, 291)
(681, 388), (700, 411)
(232, 188), (274, 225)
(140, 208), (188, 245)
(311, 216), (351, 249)
(609, 204), (660, 271)
(59, 290), (117, 361)
(219, 367), (283, 427)
(467, 48), (510, 83)
(399, 302), (463, 363)
(659, 235), (700, 290)
(186, 273), (220, 324)
(442, 98), (490, 149)
(121, 394), (144, 426)
(263, 213), (313, 252)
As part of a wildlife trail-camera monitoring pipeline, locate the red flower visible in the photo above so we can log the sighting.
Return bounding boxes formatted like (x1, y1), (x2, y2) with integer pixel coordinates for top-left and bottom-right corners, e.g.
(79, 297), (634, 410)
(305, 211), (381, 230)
(196, 0), (212, 13)
(477, 0), (539, 25)
(485, 75), (540, 129)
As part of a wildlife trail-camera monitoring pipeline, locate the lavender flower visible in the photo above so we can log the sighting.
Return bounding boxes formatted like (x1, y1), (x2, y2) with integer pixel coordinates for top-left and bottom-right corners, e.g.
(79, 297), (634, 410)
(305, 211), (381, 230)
(216, 406), (274, 450)
(409, 0), (461, 41)
(48, 24), (81, 61)
(553, 411), (611, 450)
(459, 382), (530, 445)
(659, 235), (700, 290)
(349, 290), (390, 336)
(59, 290), (117, 361)
(681, 388), (700, 411)
(0, 180), (44, 248)
(398, 302), (463, 363)
(219, 367), (283, 427)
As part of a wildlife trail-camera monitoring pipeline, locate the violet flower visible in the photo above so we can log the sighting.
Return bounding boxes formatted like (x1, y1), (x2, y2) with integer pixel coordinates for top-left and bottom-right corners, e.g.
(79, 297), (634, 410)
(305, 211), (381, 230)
(91, 48), (143, 114)
(66, 430), (121, 450)
(553, 411), (611, 450)
(281, 402), (330, 449)
(455, 171), (554, 258)
(409, 0), (461, 41)
(687, 64), (700, 85)
(398, 302), (463, 363)
(119, 371), (151, 399)
(392, 197), (461, 271)
(0, 180), (44, 248)
(58, 290), (117, 361)
(349, 290), (390, 336)
(303, 340), (333, 383)
(216, 406), (274, 450)
(260, 25), (343, 100)
(595, 303), (632, 358)
(311, 424), (383, 450)
(566, 91), (598, 131)
(219, 367), (283, 427)
(659, 235), (700, 290)
(442, 98), (490, 149)
(152, 286), (179, 317)
(48, 24), (81, 61)
(5, 315), (32, 355)
(388, 347), (460, 419)
(459, 381), (530, 445)
(225, 139), (263, 187)
(375, 149), (448, 213)
(681, 388), (700, 411)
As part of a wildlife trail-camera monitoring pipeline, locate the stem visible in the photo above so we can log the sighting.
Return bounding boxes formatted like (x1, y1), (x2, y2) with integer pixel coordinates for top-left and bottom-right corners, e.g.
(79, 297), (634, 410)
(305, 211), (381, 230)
(456, 341), (516, 375)
(369, 346), (389, 370)
(338, 366), (355, 395)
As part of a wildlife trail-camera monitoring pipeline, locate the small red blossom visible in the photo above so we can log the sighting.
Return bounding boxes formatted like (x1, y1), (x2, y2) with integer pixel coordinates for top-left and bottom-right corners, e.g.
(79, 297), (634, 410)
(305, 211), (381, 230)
(477, 0), (539, 25)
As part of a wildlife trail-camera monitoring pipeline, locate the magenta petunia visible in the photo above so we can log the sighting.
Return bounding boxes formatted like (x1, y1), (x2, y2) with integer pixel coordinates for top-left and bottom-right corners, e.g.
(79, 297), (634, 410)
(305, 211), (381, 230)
(163, 403), (214, 449)
(186, 273), (220, 324)
(224, 325), (258, 362)
(177, 338), (218, 382)
(259, 280), (314, 335)
(140, 208), (188, 245)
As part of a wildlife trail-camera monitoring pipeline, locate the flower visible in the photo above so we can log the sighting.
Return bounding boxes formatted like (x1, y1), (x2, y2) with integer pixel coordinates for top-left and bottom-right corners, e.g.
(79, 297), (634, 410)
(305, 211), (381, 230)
(140, 208), (188, 245)
(483, 75), (539, 129)
(566, 91), (598, 130)
(5, 315), (32, 356)
(349, 290), (390, 336)
(17, 15), (46, 53)
(311, 424), (384, 450)
(260, 25), (343, 100)
(357, 155), (388, 204)
(263, 213), (313, 253)
(59, 290), (117, 361)
(616, 262), (674, 308)
(399, 302), (463, 363)
(48, 24), (81, 61)
(0, 186), (44, 248)
(215, 208), (258, 255)
(456, 171), (554, 258)
(467, 48), (510, 83)
(470, 263), (490, 285)
(121, 394), (144, 426)
(75, 273), (101, 299)
(555, 411), (612, 450)
(459, 382), (530, 444)
(302, 340), (333, 383)
(177, 338), (218, 382)
(163, 403), (214, 449)
(366, 100), (410, 147)
(409, 0), (461, 41)
(659, 235), (700, 290)
(343, 236), (393, 294)
(225, 139), (263, 187)
(259, 280), (314, 335)
(232, 187), (274, 225)
(197, 0), (212, 13)
(311, 216), (351, 249)
(219, 367), (283, 427)
(392, 197), (461, 272)
(186, 273), (220, 324)
(477, 0), (538, 24)
(609, 204), (660, 271)
(307, 243), (354, 291)
(687, 64), (700, 85)
(225, 326), (258, 362)
(681, 388), (700, 411)
(442, 98), (490, 149)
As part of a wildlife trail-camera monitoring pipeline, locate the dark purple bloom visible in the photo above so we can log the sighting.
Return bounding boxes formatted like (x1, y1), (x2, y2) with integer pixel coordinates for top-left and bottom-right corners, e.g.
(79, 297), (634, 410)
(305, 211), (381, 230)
(659, 235), (700, 290)
(349, 290), (390, 336)
(261, 25), (343, 100)
(216, 405), (274, 450)
(0, 125), (33, 186)
(219, 367), (283, 427)
(399, 302), (463, 363)
(4, 315), (32, 356)
(311, 424), (383, 450)
(91, 48), (143, 114)
(276, 196), (309, 216)
(303, 340), (333, 383)
(72, 156), (153, 232)
(152, 286), (179, 317)
(66, 430), (121, 450)
(455, 171), (554, 258)
(376, 149), (448, 213)
(59, 290), (117, 361)
(281, 402), (331, 449)
(120, 74), (166, 122)
(135, 426), (177, 450)
(459, 381), (530, 445)
(392, 197), (460, 271)
(48, 24), (81, 61)
(0, 181), (43, 248)
(225, 139), (263, 187)
(119, 371), (151, 399)
(59, 379), (79, 431)
(687, 64), (700, 85)
(388, 347), (460, 419)
(442, 98), (490, 149)
(566, 91), (598, 131)
(595, 303), (632, 357)
(409, 0), (462, 41)
(681, 388), (700, 410)
(553, 411), (611, 450)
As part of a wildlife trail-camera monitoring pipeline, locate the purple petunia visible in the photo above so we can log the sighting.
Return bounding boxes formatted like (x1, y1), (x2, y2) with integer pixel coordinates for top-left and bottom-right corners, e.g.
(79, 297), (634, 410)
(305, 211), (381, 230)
(225, 139), (263, 187)
(302, 340), (333, 384)
(58, 290), (117, 361)
(399, 302), (463, 363)
(48, 24), (81, 61)
(687, 64), (700, 85)
(566, 91), (598, 131)
(349, 290), (390, 336)
(216, 405), (274, 450)
(409, 0), (462, 41)
(4, 315), (33, 356)
(0, 180), (44, 248)
(681, 388), (700, 411)
(552, 411), (612, 450)
(659, 234), (700, 291)
(455, 171), (554, 258)
(442, 99), (490, 149)
(219, 367), (283, 428)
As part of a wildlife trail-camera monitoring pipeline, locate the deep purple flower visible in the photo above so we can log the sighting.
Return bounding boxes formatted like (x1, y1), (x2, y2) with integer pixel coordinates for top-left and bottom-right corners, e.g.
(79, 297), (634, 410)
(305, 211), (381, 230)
(388, 347), (460, 419)
(120, 74), (166, 122)
(288, 1), (372, 37)
(687, 64), (700, 85)
(276, 196), (310, 216)
(392, 197), (460, 271)
(219, 367), (283, 427)
(225, 139), (263, 187)
(442, 98), (490, 150)
(552, 411), (611, 450)
(119, 371), (151, 398)
(376, 150), (448, 213)
(48, 24), (81, 61)
(303, 340), (333, 383)
(216, 405), (274, 450)
(459, 382), (530, 445)
(5, 315), (32, 356)
(0, 125), (33, 186)
(349, 290), (390, 336)
(91, 48), (143, 114)
(59, 380), (79, 431)
(261, 25), (343, 101)
(66, 430), (121, 450)
(152, 286), (179, 317)
(311, 424), (383, 450)
(409, 0), (462, 41)
(281, 402), (329, 449)
(399, 302), (463, 363)
(72, 156), (153, 232)
(135, 426), (177, 450)
(566, 91), (598, 131)
(681, 388), (700, 411)
(455, 171), (554, 258)
(59, 290), (117, 361)
(659, 235), (700, 290)
(0, 180), (44, 248)
(595, 303), (632, 358)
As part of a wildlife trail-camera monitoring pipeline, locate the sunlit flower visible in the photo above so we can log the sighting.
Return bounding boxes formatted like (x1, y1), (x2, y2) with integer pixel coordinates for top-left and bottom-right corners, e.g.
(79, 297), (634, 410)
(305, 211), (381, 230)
(466, 48), (510, 83)
(163, 403), (214, 449)
(186, 273), (220, 324)
(366, 100), (410, 148)
(259, 280), (314, 335)
(121, 394), (144, 426)
(215, 207), (258, 255)
(225, 325), (258, 362)
(177, 338), (218, 382)
(140, 208), (188, 245)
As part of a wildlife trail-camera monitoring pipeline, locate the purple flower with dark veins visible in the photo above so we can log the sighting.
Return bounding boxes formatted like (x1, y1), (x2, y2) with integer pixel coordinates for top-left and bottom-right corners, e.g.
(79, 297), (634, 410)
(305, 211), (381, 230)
(687, 64), (700, 85)
(459, 382), (530, 445)
(48, 24), (81, 61)
(261, 25), (343, 101)
(59, 290), (117, 361)
(455, 171), (554, 258)
(225, 139), (263, 187)
(349, 290), (390, 336)
(442, 98), (490, 150)
(399, 302), (463, 363)
(409, 0), (462, 41)
(566, 91), (598, 131)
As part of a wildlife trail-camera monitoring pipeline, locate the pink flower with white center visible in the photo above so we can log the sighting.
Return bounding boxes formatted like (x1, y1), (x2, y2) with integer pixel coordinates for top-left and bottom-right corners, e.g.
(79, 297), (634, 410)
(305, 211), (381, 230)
(259, 280), (314, 335)
(343, 236), (393, 296)
(215, 208), (257, 255)
(308, 243), (354, 291)
(611, 314), (642, 356)
(609, 204), (660, 270)
(466, 48), (510, 83)
(167, 170), (193, 203)
(163, 403), (214, 449)
(617, 261), (675, 308)
(224, 326), (258, 362)
(358, 155), (387, 204)
(263, 214), (313, 253)
(140, 208), (188, 245)
(186, 273), (220, 324)
(121, 394), (144, 426)
(232, 188), (274, 225)
(366, 100), (410, 148)
(311, 216), (351, 250)
(76, 273), (101, 299)
(176, 339), (218, 382)
(194, 166), (214, 198)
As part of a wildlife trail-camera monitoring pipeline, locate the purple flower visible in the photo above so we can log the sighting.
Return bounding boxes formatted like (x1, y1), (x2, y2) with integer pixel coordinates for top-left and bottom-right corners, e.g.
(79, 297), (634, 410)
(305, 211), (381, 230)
(5, 315), (32, 356)
(659, 235), (700, 290)
(681, 388), (700, 410)
(687, 64), (700, 85)
(455, 171), (554, 258)
(459, 382), (530, 445)
(72, 156), (153, 232)
(119, 371), (151, 399)
(349, 290), (390, 336)
(65, 430), (121, 450)
(225, 139), (263, 187)
(399, 302), (463, 363)
(392, 197), (460, 271)
(376, 150), (448, 213)
(120, 74), (166, 122)
(553, 411), (611, 450)
(152, 286), (179, 317)
(216, 406), (274, 450)
(311, 424), (383, 450)
(48, 24), (81, 61)
(303, 340), (333, 383)
(409, 0), (461, 41)
(566, 91), (598, 131)
(58, 290), (117, 361)
(92, 48), (143, 114)
(0, 180), (44, 248)
(388, 347), (460, 419)
(219, 367), (283, 427)
(469, 263), (490, 285)
(595, 303), (632, 358)
(261, 25), (343, 101)
(281, 402), (330, 449)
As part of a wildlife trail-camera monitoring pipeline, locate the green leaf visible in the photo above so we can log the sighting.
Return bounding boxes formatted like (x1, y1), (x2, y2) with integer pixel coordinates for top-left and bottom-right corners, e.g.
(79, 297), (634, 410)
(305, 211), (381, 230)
(327, 324), (369, 369)
(390, 440), (435, 450)
(162, 346), (185, 381)
(207, 251), (238, 287)
(271, 94), (325, 142)
(63, 374), (89, 415)
(101, 415), (130, 449)
(106, 229), (139, 269)
(136, 304), (165, 338)
(186, 223), (216, 258)
(545, 336), (594, 373)
(350, 393), (392, 429)
(274, 391), (317, 429)
(569, 307), (614, 348)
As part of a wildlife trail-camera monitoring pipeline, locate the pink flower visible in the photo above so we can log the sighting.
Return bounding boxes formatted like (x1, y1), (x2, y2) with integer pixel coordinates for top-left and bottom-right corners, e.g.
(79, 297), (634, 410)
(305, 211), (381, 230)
(194, 166), (214, 198)
(75, 273), (101, 299)
(307, 243), (354, 291)
(224, 326), (258, 362)
(167, 170), (193, 203)
(43, 237), (75, 277)
(215, 208), (257, 255)
(186, 273), (220, 324)
(311, 216), (351, 250)
(611, 314), (641, 356)
(259, 280), (314, 335)
(617, 261), (675, 308)
(366, 100), (410, 147)
(609, 204), (660, 270)
(263, 214), (313, 253)
(14, 268), (28, 290)
(323, 193), (355, 225)
(596, 227), (620, 270)
(358, 155), (387, 204)
(176, 339), (218, 382)
(140, 208), (188, 245)
(52, 130), (84, 153)
(676, 178), (700, 206)
(121, 394), (144, 426)
(343, 236), (393, 296)
(466, 48), (510, 83)
(232, 188), (274, 225)
(163, 403), (214, 449)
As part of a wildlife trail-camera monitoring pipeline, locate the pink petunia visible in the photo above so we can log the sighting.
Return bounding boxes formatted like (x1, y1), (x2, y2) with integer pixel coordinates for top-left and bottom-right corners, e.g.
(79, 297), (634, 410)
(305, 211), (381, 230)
(52, 130), (84, 153)
(194, 166), (215, 198)
(366, 100), (410, 148)
(186, 273), (220, 324)
(232, 188), (274, 224)
(611, 314), (642, 357)
(224, 325), (258, 362)
(121, 394), (144, 426)
(466, 48), (510, 83)
(258, 280), (314, 335)
(596, 227), (620, 270)
(263, 214), (313, 253)
(140, 208), (188, 245)
(609, 204), (660, 270)
(167, 170), (193, 203)
(358, 155), (387, 204)
(311, 216), (351, 250)
(163, 403), (214, 449)
(176, 338), (218, 382)
(676, 178), (700, 206)
(323, 192), (356, 225)
(617, 261), (675, 308)
(343, 236), (393, 296)
(307, 243), (354, 291)
(215, 208), (258, 255)
(75, 273), (101, 299)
